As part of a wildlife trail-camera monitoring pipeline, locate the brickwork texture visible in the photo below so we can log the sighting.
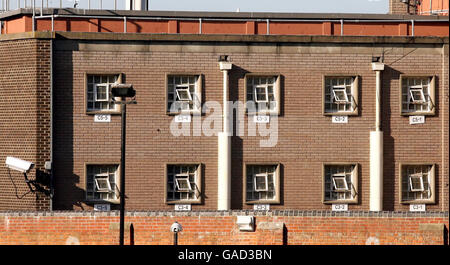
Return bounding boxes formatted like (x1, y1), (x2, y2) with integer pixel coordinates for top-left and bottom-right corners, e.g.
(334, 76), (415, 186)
(50, 38), (449, 212)
(0, 211), (447, 245)
(0, 38), (52, 210)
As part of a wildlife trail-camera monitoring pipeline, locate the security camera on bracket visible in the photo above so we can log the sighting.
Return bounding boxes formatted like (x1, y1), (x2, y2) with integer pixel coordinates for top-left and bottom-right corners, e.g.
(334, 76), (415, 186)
(5, 156), (36, 191)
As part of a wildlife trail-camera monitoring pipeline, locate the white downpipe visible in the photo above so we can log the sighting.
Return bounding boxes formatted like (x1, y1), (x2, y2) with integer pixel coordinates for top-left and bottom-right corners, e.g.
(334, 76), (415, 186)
(222, 70), (229, 136)
(375, 70), (381, 131)
(370, 131), (383, 211)
(370, 63), (384, 211)
(217, 132), (230, 210)
(217, 63), (232, 210)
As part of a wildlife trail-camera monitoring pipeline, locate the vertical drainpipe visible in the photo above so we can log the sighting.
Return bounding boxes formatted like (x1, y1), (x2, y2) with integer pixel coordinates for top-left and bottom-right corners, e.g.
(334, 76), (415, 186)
(32, 0), (35, 32)
(370, 61), (385, 211)
(49, 37), (54, 211)
(217, 60), (233, 210)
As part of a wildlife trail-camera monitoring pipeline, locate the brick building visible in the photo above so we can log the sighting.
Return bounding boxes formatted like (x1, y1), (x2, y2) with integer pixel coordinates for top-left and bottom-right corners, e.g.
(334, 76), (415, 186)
(390, 0), (449, 15)
(0, 0), (448, 245)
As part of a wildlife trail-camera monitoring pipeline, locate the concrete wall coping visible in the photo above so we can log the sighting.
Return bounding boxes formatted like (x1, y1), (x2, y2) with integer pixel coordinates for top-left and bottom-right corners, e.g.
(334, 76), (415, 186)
(1, 31), (448, 44)
(0, 210), (447, 218)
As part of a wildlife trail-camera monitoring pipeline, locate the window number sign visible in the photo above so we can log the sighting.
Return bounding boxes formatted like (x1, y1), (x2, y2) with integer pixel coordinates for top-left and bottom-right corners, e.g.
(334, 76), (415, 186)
(174, 204), (191, 211)
(332, 116), (348, 123)
(253, 115), (270, 123)
(332, 204), (348, 212)
(409, 116), (425, 125)
(94, 114), (111, 123)
(94, 204), (111, 211)
(253, 204), (270, 211)
(175, 115), (191, 123)
(410, 204), (426, 212)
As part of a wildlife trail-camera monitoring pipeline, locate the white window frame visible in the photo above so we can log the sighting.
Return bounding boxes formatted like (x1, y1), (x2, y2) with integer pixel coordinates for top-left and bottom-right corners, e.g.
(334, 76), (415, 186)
(166, 74), (202, 115)
(409, 85), (426, 104)
(400, 75), (435, 116)
(175, 173), (193, 192)
(408, 173), (425, 192)
(245, 74), (281, 115)
(165, 164), (202, 204)
(244, 163), (280, 204)
(94, 173), (112, 192)
(86, 164), (119, 204)
(399, 164), (435, 204)
(175, 85), (193, 102)
(331, 174), (349, 192)
(332, 85), (350, 104)
(322, 163), (358, 204)
(253, 173), (269, 192)
(254, 84), (269, 103)
(323, 75), (359, 116)
(86, 74), (122, 113)
(93, 84), (110, 102)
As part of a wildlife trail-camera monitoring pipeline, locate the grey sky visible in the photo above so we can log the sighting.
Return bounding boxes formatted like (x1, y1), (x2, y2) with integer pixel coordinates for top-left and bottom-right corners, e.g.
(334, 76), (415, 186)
(5, 0), (389, 14)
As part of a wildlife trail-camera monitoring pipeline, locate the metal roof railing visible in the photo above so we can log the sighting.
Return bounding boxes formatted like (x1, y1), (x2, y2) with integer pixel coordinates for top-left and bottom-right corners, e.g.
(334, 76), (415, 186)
(1, 0), (132, 12)
(0, 0), (448, 37)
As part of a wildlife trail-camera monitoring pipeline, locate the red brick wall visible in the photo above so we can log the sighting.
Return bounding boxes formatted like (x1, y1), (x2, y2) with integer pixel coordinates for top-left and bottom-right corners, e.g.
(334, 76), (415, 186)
(390, 0), (414, 14)
(0, 38), (52, 210)
(0, 211), (447, 245)
(0, 35), (447, 213)
(51, 38), (448, 212)
(4, 12), (448, 37)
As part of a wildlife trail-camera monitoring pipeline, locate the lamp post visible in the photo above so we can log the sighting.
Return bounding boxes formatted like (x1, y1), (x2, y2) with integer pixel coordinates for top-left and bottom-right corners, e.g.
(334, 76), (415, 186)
(111, 84), (136, 246)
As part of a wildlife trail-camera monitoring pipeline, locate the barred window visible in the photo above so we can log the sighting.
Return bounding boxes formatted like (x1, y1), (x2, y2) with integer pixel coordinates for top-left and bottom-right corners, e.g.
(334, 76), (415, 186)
(324, 76), (358, 115)
(86, 74), (121, 112)
(245, 164), (280, 203)
(323, 164), (358, 203)
(167, 75), (201, 114)
(401, 76), (435, 114)
(86, 165), (119, 202)
(166, 164), (201, 203)
(401, 164), (435, 203)
(245, 75), (280, 114)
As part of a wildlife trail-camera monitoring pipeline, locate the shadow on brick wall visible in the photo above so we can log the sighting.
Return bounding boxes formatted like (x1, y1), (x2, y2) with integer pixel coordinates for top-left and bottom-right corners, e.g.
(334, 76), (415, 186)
(382, 65), (398, 211)
(230, 65), (247, 209)
(444, 225), (448, 245)
(52, 40), (85, 210)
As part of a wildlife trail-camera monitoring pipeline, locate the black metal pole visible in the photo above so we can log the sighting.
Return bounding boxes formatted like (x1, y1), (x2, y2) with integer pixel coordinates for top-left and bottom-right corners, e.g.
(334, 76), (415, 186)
(119, 99), (126, 245)
(174, 232), (178, 245)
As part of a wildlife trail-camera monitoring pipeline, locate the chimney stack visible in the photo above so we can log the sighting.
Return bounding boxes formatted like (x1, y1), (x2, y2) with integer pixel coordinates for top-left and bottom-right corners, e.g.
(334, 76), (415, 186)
(389, 0), (417, 15)
(125, 0), (149, 11)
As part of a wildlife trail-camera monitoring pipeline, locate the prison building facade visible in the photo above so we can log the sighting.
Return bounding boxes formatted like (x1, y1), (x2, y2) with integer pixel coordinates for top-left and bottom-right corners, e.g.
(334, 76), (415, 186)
(0, 9), (448, 215)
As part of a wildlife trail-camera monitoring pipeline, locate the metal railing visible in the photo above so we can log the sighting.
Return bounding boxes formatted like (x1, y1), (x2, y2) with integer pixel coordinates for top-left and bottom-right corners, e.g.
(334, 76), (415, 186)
(31, 13), (439, 37)
(0, 0), (446, 37)
(418, 9), (449, 15)
(1, 0), (129, 12)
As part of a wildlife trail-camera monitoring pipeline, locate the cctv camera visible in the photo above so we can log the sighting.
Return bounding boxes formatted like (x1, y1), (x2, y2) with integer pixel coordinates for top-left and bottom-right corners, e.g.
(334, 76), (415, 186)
(5, 156), (35, 173)
(170, 222), (183, 233)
